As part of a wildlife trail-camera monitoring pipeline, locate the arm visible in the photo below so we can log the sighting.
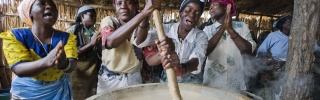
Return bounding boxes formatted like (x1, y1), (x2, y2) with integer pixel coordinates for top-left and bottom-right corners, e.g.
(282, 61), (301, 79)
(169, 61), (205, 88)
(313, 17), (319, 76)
(182, 58), (199, 74)
(145, 52), (161, 66)
(105, 13), (149, 49)
(206, 26), (225, 56)
(78, 30), (101, 56)
(256, 34), (272, 58)
(13, 41), (65, 77)
(135, 16), (150, 45)
(105, 0), (160, 49)
(12, 59), (48, 77)
(187, 32), (208, 74)
(224, 5), (253, 54)
(227, 28), (253, 54)
(145, 37), (175, 66)
(66, 26), (97, 56)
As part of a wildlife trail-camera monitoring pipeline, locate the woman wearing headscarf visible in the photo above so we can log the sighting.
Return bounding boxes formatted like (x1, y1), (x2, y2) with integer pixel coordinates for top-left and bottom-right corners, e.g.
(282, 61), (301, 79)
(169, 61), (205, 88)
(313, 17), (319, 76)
(201, 0), (256, 92)
(66, 5), (101, 99)
(257, 15), (292, 61)
(255, 15), (292, 99)
(97, 0), (161, 93)
(135, 0), (208, 84)
(0, 0), (77, 99)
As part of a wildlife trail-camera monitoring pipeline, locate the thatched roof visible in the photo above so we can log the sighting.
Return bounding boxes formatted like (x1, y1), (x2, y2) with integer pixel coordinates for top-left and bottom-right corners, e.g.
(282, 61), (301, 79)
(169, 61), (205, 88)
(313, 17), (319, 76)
(235, 0), (293, 15)
(68, 0), (294, 15)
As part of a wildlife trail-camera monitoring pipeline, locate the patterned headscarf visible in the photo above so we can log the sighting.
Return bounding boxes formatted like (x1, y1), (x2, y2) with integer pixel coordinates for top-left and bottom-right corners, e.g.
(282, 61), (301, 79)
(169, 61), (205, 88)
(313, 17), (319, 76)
(77, 5), (95, 16)
(210, 0), (236, 16)
(17, 0), (36, 26)
(179, 0), (205, 15)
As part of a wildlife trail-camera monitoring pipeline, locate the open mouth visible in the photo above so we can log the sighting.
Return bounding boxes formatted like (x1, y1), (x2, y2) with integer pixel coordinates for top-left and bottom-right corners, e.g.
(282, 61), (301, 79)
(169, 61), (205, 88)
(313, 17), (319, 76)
(186, 19), (194, 25)
(44, 12), (54, 19)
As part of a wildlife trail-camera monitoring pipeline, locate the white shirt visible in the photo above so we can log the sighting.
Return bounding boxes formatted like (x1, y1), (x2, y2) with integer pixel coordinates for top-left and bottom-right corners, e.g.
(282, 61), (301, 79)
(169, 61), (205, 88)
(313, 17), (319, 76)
(202, 21), (256, 91)
(135, 22), (208, 83)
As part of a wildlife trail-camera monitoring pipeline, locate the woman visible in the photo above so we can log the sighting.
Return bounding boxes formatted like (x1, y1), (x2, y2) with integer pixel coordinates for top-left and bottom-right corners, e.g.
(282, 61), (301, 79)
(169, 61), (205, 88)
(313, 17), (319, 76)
(0, 0), (77, 99)
(255, 15), (292, 100)
(257, 15), (292, 61)
(66, 5), (101, 99)
(135, 0), (208, 84)
(97, 0), (160, 93)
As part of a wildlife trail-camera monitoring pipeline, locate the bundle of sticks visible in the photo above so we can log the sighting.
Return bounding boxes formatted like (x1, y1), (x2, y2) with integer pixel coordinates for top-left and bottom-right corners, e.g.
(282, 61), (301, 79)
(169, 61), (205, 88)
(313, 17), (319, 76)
(0, 39), (11, 90)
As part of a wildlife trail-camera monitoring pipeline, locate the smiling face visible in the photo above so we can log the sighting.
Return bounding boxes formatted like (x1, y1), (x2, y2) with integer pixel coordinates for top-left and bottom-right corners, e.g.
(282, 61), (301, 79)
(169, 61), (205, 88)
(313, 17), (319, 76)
(179, 2), (201, 31)
(30, 0), (58, 26)
(209, 2), (226, 20)
(114, 0), (137, 23)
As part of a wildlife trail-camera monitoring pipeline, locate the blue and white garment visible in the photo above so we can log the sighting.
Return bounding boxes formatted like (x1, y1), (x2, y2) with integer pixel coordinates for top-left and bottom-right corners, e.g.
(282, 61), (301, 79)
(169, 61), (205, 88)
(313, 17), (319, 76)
(135, 22), (208, 84)
(11, 75), (72, 100)
(256, 30), (288, 61)
(202, 21), (256, 91)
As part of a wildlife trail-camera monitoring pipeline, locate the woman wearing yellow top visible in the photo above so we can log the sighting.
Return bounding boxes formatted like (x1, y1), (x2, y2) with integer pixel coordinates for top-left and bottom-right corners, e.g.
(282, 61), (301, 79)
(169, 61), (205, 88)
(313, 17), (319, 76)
(0, 0), (77, 99)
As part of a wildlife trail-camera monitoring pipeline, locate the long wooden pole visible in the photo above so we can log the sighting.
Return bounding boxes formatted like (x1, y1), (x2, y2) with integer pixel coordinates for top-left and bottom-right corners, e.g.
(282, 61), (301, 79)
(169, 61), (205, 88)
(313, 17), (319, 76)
(152, 10), (182, 100)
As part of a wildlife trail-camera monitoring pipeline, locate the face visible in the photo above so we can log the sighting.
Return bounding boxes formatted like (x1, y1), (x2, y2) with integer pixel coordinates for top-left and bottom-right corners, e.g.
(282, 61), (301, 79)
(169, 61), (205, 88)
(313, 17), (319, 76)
(179, 2), (201, 30)
(209, 2), (226, 20)
(114, 0), (137, 23)
(282, 19), (292, 33)
(30, 0), (58, 26)
(81, 11), (96, 28)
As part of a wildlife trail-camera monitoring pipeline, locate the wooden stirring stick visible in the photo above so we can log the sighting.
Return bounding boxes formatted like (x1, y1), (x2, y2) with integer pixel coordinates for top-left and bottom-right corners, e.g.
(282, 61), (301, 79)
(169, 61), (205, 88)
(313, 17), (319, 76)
(152, 10), (183, 100)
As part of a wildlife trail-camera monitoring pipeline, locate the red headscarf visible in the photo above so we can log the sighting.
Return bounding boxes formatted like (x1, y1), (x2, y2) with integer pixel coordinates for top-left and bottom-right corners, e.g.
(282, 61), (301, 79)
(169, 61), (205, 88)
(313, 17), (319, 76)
(210, 0), (237, 16)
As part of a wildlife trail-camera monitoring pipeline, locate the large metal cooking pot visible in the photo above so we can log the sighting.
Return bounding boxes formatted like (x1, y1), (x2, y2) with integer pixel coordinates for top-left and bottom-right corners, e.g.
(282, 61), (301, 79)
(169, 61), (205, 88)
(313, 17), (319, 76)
(86, 83), (251, 100)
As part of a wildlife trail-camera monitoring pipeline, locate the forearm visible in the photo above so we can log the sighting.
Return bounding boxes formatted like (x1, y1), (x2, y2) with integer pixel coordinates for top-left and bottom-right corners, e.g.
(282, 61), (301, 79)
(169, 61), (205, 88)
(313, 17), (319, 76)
(78, 43), (94, 56)
(206, 29), (225, 56)
(136, 16), (150, 45)
(106, 12), (150, 48)
(12, 59), (48, 77)
(63, 59), (77, 73)
(145, 52), (161, 66)
(227, 28), (252, 54)
(182, 58), (199, 75)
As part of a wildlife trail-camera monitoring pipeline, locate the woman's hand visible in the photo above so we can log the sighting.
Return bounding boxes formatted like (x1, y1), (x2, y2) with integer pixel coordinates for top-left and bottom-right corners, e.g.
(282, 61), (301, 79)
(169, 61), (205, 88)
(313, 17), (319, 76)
(90, 29), (102, 46)
(160, 51), (180, 70)
(155, 37), (175, 53)
(141, 0), (161, 16)
(54, 41), (68, 70)
(224, 4), (232, 30)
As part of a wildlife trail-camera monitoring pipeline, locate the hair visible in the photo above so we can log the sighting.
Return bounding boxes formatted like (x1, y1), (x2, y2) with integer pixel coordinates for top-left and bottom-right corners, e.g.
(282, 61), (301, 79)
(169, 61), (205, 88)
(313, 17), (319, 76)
(275, 15), (292, 31)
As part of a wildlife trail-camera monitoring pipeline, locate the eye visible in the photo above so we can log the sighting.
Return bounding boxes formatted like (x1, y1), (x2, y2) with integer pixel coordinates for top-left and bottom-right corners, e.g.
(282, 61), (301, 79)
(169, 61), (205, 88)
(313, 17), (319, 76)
(184, 7), (191, 12)
(127, 1), (133, 5)
(195, 11), (200, 15)
(116, 1), (122, 6)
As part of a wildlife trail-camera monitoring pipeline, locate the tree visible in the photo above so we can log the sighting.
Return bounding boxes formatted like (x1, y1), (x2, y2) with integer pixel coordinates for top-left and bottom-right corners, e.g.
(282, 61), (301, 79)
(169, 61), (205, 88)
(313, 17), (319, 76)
(282, 0), (320, 99)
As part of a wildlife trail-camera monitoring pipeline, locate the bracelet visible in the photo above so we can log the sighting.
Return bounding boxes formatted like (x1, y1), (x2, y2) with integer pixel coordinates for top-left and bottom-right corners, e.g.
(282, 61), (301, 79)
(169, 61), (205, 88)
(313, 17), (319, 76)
(231, 35), (239, 39)
(62, 61), (71, 72)
(176, 65), (183, 77)
(138, 25), (149, 29)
